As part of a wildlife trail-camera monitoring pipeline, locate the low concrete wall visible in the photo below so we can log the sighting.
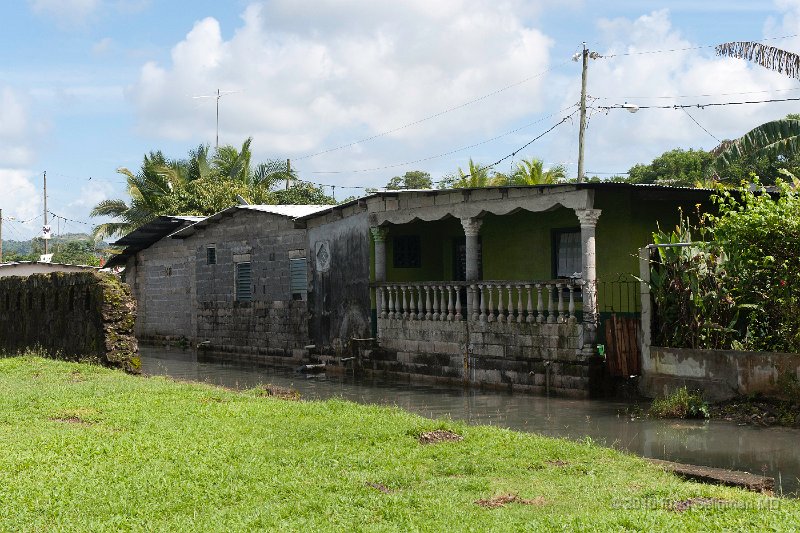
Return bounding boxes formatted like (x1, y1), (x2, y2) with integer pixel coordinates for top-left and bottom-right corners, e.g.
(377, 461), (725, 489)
(0, 272), (140, 372)
(373, 318), (593, 396)
(640, 346), (800, 401)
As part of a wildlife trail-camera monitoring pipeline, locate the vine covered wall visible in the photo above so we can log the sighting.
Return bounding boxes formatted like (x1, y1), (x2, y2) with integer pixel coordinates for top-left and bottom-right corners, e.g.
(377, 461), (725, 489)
(0, 272), (140, 372)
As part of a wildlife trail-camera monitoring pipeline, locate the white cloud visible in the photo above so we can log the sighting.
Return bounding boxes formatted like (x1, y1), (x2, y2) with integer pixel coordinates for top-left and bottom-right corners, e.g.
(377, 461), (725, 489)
(128, 1), (553, 183)
(0, 87), (40, 168)
(1, 170), (41, 239)
(28, 0), (101, 26)
(546, 8), (800, 174)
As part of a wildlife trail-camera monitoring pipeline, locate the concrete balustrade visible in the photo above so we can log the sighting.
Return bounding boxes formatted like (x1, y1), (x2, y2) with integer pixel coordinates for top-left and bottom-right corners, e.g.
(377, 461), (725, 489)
(375, 280), (581, 324)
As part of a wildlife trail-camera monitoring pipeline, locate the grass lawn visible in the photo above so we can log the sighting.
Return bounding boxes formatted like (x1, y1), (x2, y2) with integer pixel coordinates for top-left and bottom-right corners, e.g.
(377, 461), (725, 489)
(0, 355), (795, 531)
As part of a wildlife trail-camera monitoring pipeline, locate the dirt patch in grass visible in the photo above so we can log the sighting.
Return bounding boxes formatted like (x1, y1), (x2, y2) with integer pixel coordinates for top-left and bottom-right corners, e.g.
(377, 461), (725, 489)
(670, 497), (727, 512)
(475, 494), (546, 509)
(255, 384), (301, 401)
(546, 460), (569, 467)
(418, 429), (463, 445)
(50, 416), (93, 426)
(366, 482), (394, 494)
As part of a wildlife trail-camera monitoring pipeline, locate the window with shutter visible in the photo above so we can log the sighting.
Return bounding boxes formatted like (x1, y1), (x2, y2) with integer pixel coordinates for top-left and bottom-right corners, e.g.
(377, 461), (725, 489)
(235, 262), (252, 301)
(289, 258), (307, 300)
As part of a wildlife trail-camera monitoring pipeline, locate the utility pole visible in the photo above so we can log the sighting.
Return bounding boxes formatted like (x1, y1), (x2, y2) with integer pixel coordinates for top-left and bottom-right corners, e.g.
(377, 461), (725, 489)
(0, 208), (3, 263)
(576, 43), (602, 184)
(577, 43), (589, 184)
(43, 171), (48, 256)
(286, 158), (291, 190)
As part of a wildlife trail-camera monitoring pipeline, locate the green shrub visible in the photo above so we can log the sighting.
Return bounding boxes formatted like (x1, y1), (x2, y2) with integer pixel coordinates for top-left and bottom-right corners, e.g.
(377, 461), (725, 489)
(649, 387), (709, 419)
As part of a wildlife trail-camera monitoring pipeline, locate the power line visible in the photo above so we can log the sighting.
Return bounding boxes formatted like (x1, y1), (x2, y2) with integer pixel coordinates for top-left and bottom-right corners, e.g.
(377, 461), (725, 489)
(433, 112), (578, 183)
(295, 59), (574, 161)
(598, 95), (800, 111)
(300, 104), (579, 175)
(594, 86), (800, 101)
(603, 32), (800, 58)
(681, 107), (721, 142)
(48, 211), (93, 227)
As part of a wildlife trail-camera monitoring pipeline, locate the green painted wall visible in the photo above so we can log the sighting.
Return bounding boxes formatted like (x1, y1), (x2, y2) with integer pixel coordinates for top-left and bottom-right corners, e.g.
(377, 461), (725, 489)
(381, 188), (714, 314)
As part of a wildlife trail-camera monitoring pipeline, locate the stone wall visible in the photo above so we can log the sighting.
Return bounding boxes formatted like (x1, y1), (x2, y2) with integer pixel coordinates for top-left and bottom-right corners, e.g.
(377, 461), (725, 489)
(306, 209), (372, 353)
(188, 209), (310, 358)
(641, 346), (800, 401)
(373, 318), (592, 396)
(125, 231), (195, 342)
(0, 272), (139, 372)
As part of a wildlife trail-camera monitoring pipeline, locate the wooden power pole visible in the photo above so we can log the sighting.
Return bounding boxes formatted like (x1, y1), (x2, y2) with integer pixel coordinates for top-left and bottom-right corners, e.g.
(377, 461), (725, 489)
(43, 171), (48, 256)
(577, 43), (589, 184)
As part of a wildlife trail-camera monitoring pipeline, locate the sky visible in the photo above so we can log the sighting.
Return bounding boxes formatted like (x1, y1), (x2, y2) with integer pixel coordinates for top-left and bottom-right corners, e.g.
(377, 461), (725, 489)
(3, 0), (800, 240)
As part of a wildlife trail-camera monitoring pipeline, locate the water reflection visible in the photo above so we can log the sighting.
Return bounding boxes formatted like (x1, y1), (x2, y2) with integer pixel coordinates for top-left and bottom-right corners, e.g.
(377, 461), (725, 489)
(141, 345), (800, 496)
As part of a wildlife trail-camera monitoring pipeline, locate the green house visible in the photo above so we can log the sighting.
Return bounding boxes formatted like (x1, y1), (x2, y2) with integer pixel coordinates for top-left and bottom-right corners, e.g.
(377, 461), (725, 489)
(304, 183), (713, 396)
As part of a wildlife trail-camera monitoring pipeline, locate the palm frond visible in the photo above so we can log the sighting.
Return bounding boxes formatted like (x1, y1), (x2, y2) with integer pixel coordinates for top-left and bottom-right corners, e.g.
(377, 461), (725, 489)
(713, 119), (800, 171)
(90, 199), (130, 218)
(715, 41), (800, 80)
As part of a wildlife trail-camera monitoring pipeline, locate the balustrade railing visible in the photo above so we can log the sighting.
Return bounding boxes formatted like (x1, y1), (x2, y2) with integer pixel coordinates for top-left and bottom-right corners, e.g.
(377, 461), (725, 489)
(374, 280), (581, 324)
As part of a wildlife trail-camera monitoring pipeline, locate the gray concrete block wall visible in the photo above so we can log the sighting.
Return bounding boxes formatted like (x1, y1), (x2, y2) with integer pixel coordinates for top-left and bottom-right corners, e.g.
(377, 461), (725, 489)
(126, 235), (194, 341)
(307, 211), (372, 353)
(374, 317), (589, 395)
(188, 210), (311, 356)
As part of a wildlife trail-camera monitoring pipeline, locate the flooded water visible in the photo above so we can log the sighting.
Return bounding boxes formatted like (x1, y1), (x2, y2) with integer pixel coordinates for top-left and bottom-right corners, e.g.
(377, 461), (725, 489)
(141, 345), (800, 496)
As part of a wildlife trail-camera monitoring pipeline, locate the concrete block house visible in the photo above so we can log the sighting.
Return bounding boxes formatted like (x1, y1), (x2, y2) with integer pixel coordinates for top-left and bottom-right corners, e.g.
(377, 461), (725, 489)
(298, 183), (713, 396)
(169, 204), (328, 357)
(113, 184), (712, 396)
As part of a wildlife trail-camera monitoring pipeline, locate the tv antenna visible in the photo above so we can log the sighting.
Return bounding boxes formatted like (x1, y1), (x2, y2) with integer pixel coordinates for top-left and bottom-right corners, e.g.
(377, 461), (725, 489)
(191, 89), (240, 149)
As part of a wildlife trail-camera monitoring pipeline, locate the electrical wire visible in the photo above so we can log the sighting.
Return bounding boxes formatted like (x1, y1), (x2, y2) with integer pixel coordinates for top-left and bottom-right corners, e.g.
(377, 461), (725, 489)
(294, 59), (574, 161)
(598, 95), (800, 111)
(681, 108), (721, 142)
(602, 32), (800, 58)
(300, 104), (579, 176)
(594, 86), (800, 101)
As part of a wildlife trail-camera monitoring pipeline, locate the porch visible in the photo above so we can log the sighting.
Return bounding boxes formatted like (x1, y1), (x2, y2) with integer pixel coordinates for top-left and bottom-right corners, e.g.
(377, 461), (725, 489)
(365, 186), (604, 395)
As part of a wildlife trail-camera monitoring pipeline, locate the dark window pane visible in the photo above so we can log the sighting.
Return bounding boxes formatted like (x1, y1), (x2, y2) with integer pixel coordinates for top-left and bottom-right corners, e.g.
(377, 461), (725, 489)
(393, 235), (421, 268)
(555, 230), (581, 278)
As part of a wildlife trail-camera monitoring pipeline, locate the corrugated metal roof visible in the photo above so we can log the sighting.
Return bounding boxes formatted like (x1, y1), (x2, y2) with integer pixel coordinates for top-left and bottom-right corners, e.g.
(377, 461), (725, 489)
(105, 215), (205, 269)
(170, 205), (331, 239)
(0, 261), (99, 270)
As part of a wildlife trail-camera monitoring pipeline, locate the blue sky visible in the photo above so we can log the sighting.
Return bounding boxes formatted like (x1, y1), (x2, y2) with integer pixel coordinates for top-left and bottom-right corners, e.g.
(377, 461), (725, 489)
(2, 0), (800, 240)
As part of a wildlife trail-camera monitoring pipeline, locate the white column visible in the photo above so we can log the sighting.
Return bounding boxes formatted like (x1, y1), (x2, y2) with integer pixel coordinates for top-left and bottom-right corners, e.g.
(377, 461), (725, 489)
(370, 226), (389, 282)
(460, 217), (483, 282)
(575, 208), (601, 335)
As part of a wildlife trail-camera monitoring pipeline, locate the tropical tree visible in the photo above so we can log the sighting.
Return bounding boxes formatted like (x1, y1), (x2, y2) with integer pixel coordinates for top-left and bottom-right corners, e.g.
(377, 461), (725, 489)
(710, 42), (800, 182)
(385, 170), (433, 190)
(440, 159), (498, 188)
(506, 158), (567, 185)
(627, 149), (714, 187)
(91, 139), (334, 240)
(711, 119), (800, 182)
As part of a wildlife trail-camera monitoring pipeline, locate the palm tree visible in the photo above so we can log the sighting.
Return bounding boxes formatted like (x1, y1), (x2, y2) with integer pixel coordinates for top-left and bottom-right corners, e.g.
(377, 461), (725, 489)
(508, 158), (567, 185)
(454, 158), (493, 188)
(712, 119), (800, 173)
(91, 152), (190, 240)
(715, 41), (800, 80)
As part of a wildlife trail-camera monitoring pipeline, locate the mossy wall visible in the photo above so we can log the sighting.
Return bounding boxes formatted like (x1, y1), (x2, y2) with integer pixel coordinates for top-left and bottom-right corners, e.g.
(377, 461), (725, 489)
(0, 272), (140, 372)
